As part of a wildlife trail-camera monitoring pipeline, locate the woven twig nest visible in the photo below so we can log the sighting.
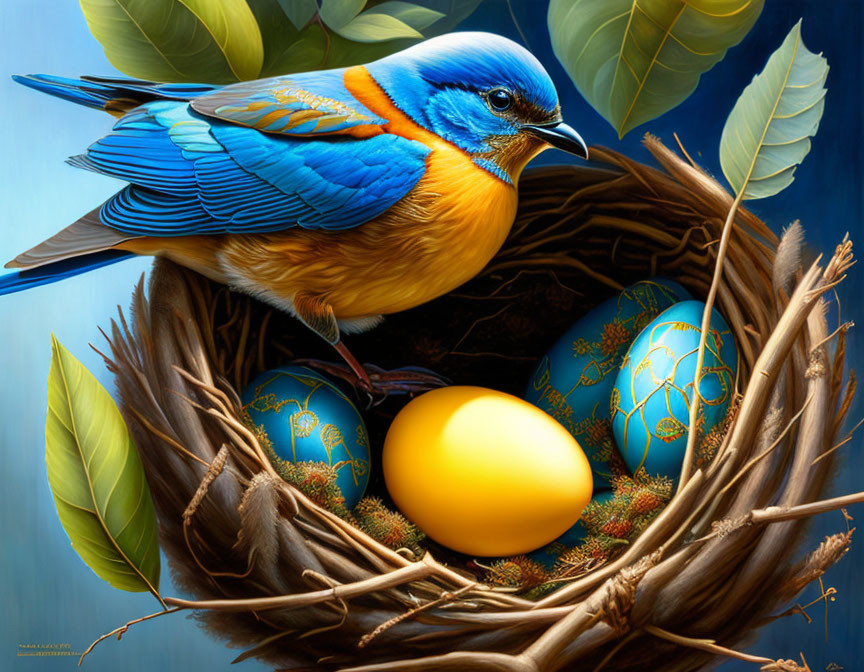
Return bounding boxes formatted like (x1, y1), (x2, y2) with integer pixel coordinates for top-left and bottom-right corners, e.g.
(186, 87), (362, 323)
(102, 137), (855, 672)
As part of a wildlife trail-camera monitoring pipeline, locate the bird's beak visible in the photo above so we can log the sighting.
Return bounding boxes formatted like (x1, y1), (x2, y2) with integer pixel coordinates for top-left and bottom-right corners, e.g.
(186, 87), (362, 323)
(523, 122), (588, 159)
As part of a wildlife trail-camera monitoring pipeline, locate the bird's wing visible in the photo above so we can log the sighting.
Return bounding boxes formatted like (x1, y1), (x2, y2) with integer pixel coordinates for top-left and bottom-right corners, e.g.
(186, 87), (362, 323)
(71, 100), (429, 236)
(190, 69), (387, 138)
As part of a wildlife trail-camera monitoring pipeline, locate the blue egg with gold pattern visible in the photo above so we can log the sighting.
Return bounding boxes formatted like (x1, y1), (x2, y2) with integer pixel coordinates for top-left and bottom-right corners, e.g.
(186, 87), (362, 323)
(241, 366), (370, 508)
(611, 301), (738, 482)
(525, 279), (690, 487)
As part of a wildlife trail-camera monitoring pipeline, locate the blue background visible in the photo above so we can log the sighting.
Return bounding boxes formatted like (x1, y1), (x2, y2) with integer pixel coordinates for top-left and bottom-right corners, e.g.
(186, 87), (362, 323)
(0, 0), (860, 670)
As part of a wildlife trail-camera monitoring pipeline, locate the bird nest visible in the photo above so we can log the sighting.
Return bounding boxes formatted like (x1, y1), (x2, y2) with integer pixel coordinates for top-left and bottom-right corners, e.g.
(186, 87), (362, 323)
(101, 137), (856, 671)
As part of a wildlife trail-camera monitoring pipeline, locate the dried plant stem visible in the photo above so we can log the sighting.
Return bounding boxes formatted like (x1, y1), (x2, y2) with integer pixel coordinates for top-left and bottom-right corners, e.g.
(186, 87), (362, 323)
(748, 492), (864, 525)
(78, 608), (183, 666)
(705, 492), (864, 542)
(680, 189), (745, 491)
(359, 585), (473, 648)
(812, 416), (864, 466)
(718, 393), (813, 498)
(643, 625), (775, 665)
(591, 631), (639, 672)
(338, 650), (537, 672)
(163, 553), (475, 613)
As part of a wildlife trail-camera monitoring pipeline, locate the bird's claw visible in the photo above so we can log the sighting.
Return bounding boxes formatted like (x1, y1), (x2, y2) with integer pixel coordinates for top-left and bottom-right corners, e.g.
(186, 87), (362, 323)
(294, 359), (449, 408)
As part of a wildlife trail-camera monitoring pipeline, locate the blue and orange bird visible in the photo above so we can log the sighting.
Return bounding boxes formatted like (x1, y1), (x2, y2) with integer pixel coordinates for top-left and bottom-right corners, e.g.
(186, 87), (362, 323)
(4, 32), (587, 396)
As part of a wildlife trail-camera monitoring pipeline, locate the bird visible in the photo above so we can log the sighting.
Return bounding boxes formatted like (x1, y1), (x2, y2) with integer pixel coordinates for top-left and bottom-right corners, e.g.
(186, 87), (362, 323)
(3, 31), (587, 398)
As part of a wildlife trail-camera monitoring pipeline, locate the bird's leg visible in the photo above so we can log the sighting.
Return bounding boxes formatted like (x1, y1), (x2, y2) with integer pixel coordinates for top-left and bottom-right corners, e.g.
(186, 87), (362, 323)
(331, 340), (374, 391)
(291, 292), (448, 406)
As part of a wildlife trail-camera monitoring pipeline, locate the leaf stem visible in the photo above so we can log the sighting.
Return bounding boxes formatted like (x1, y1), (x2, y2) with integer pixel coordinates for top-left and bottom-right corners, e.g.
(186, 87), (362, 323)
(505, 0), (531, 50)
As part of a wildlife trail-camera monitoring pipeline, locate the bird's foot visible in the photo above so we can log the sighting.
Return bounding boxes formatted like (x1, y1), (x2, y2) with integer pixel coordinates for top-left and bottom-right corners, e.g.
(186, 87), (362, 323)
(295, 359), (449, 407)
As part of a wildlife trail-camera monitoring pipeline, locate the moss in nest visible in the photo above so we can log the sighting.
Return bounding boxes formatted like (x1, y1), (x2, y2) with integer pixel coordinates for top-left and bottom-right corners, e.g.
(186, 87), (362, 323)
(280, 461), (351, 519)
(553, 536), (621, 579)
(353, 497), (426, 555)
(547, 470), (673, 580)
(484, 555), (551, 590)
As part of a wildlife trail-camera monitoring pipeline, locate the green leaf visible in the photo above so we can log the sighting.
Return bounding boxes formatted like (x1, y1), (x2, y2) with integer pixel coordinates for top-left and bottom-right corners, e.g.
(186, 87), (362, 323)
(79, 0), (264, 83)
(335, 11), (423, 42)
(415, 0), (482, 36)
(365, 1), (444, 31)
(549, 0), (764, 138)
(248, 0), (324, 77)
(276, 0), (318, 30)
(249, 0), (479, 78)
(319, 0), (366, 30)
(720, 20), (828, 200)
(323, 29), (413, 67)
(46, 336), (162, 603)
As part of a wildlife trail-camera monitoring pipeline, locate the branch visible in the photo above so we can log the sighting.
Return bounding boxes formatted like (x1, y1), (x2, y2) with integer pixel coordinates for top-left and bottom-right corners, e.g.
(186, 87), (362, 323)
(79, 608), (183, 666)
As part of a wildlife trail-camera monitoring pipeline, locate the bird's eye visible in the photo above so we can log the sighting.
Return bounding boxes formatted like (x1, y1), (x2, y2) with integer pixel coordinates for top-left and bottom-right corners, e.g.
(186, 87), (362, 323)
(486, 87), (514, 112)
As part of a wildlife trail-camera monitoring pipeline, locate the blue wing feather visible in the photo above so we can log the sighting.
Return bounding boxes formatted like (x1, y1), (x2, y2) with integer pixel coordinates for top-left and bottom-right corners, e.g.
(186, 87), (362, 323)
(75, 100), (429, 236)
(13, 74), (218, 111)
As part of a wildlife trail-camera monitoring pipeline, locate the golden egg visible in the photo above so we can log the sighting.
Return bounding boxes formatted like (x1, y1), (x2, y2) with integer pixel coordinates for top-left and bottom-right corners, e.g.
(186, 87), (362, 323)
(383, 386), (593, 556)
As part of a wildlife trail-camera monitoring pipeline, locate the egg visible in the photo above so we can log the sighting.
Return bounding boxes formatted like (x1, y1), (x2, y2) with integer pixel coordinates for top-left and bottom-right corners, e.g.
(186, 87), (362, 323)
(242, 366), (370, 508)
(383, 386), (593, 556)
(525, 279), (690, 487)
(611, 301), (738, 481)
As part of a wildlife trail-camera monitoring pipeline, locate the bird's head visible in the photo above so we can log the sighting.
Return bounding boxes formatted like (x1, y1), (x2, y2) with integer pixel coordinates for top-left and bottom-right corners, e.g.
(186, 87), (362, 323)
(367, 32), (587, 183)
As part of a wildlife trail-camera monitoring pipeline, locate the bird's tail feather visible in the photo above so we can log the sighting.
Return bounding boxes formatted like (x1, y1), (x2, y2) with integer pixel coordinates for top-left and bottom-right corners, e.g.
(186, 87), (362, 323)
(0, 250), (133, 296)
(12, 74), (217, 114)
(2, 210), (139, 296)
(6, 211), (136, 270)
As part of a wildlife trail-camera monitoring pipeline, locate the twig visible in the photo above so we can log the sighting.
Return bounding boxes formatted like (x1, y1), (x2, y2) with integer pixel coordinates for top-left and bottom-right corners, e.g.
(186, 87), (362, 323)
(163, 553), (474, 613)
(673, 132), (698, 169)
(812, 416), (864, 466)
(125, 405), (210, 468)
(359, 585), (472, 649)
(718, 393), (813, 498)
(79, 608), (182, 666)
(679, 189), (745, 492)
(749, 493), (864, 525)
(643, 625), (774, 664)
(705, 493), (864, 541)
(809, 321), (853, 354)
(591, 630), (639, 672)
(182, 447), (253, 579)
(448, 304), (511, 352)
